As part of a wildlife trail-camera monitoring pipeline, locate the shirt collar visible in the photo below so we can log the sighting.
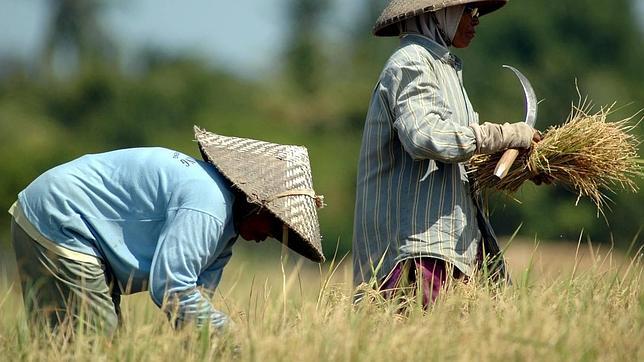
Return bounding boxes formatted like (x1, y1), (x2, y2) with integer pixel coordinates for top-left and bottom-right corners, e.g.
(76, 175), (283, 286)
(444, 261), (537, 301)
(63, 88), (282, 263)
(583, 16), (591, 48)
(400, 34), (462, 70)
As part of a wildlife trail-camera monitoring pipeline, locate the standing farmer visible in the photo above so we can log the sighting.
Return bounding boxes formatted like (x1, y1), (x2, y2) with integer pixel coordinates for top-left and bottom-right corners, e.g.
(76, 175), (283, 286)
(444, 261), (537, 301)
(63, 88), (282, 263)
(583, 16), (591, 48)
(9, 127), (325, 334)
(353, 0), (540, 305)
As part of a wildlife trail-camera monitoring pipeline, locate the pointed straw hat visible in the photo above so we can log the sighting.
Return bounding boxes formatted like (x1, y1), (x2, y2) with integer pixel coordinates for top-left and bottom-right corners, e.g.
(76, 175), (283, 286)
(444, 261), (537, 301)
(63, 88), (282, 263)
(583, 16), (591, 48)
(194, 126), (325, 262)
(373, 0), (508, 36)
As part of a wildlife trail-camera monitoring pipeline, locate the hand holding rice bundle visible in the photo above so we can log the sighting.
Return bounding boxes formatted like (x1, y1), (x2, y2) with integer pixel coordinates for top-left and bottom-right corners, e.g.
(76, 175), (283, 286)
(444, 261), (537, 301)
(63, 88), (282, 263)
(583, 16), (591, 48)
(468, 102), (643, 213)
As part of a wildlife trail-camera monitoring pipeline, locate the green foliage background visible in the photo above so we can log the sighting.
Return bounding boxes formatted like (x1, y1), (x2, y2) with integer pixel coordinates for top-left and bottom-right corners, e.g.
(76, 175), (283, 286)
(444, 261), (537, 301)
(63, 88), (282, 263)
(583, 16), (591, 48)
(0, 0), (642, 255)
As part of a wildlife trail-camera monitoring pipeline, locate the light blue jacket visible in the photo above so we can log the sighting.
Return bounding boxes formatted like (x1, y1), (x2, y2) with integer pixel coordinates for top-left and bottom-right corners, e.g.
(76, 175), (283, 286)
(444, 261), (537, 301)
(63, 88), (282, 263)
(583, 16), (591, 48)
(18, 147), (238, 328)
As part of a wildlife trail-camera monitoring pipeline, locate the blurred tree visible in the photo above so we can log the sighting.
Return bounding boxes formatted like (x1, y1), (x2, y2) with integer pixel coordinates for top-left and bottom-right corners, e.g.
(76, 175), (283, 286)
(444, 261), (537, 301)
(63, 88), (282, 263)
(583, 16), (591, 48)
(456, 0), (644, 247)
(462, 0), (644, 126)
(42, 0), (116, 76)
(346, 0), (392, 79)
(283, 0), (331, 95)
(0, 0), (642, 254)
(335, 0), (395, 131)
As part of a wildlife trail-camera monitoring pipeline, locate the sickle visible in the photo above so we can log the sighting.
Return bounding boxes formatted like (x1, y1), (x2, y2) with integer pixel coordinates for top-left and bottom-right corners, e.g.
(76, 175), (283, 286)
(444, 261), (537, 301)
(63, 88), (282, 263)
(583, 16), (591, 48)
(493, 65), (539, 179)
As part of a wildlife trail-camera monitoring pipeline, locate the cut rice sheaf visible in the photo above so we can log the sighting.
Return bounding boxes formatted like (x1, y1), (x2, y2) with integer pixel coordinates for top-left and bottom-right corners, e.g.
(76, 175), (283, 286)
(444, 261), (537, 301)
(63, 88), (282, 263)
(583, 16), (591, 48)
(468, 100), (643, 214)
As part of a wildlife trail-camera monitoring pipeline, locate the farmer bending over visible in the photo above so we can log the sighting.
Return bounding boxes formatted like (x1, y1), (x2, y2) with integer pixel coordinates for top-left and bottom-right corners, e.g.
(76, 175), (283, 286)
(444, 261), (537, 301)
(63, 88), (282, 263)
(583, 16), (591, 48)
(9, 127), (324, 334)
(353, 0), (541, 305)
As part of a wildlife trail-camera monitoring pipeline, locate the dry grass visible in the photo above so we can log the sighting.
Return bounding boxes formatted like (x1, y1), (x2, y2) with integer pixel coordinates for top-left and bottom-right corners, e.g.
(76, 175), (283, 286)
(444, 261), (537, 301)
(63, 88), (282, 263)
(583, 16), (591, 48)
(0, 240), (642, 361)
(469, 101), (643, 212)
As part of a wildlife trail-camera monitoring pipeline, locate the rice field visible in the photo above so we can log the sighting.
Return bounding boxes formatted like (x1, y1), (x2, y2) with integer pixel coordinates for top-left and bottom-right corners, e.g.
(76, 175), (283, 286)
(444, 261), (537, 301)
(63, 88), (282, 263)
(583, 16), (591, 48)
(0, 238), (642, 361)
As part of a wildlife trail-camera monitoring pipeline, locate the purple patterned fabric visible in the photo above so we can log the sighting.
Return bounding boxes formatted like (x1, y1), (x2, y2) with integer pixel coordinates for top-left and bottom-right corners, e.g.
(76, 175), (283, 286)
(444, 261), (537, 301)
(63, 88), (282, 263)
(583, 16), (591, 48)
(380, 258), (464, 307)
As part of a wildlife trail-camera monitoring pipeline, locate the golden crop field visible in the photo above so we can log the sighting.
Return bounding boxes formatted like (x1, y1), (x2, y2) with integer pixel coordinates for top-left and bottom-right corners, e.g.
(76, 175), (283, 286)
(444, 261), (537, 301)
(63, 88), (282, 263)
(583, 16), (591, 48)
(0, 238), (641, 361)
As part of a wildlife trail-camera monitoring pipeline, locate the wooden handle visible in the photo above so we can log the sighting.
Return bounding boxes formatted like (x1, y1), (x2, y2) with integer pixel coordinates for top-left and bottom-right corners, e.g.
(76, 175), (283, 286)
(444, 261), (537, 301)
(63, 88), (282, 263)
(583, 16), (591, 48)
(493, 148), (520, 180)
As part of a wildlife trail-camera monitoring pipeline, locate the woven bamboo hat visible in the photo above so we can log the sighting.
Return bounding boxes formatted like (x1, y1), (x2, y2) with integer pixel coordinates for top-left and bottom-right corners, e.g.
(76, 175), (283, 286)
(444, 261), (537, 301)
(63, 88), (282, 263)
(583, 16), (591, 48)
(194, 126), (325, 262)
(373, 0), (508, 36)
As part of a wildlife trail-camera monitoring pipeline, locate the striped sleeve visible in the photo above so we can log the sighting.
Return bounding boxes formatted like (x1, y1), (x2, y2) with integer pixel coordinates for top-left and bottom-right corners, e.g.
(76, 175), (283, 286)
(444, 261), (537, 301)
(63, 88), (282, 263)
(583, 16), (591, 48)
(388, 49), (477, 163)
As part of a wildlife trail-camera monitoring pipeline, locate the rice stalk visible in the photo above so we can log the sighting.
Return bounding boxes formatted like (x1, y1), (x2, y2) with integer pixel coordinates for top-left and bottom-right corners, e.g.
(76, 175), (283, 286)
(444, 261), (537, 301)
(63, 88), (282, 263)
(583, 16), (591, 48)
(468, 102), (643, 213)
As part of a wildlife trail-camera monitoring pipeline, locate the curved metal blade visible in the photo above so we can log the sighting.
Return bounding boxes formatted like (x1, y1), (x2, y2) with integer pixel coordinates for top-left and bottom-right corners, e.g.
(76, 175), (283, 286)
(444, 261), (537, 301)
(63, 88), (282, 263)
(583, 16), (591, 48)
(502, 65), (538, 127)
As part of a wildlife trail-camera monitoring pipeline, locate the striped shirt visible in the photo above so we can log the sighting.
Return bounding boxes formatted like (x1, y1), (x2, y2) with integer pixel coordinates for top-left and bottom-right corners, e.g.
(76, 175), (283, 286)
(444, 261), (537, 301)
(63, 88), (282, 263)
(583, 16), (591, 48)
(353, 34), (492, 285)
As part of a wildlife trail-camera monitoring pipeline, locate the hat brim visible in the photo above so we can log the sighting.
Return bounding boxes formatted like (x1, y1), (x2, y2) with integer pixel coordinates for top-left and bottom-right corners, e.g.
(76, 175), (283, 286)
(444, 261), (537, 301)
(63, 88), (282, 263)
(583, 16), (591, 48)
(195, 128), (325, 263)
(269, 219), (326, 262)
(373, 0), (507, 37)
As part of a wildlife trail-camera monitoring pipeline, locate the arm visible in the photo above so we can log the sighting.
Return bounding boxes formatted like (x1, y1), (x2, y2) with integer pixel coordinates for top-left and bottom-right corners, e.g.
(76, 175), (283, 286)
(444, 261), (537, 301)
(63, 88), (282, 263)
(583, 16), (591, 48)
(149, 209), (230, 330)
(388, 57), (537, 160)
(196, 243), (233, 299)
(389, 57), (478, 163)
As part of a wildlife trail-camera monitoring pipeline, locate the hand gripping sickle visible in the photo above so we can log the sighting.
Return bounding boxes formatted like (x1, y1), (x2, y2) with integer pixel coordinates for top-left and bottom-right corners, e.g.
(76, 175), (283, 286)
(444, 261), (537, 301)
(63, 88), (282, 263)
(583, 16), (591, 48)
(493, 65), (538, 180)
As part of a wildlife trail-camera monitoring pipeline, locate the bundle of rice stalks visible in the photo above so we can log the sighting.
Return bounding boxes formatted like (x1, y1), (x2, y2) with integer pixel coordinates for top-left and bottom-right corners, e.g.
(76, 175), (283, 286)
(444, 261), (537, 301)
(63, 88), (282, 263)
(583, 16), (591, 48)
(468, 102), (643, 213)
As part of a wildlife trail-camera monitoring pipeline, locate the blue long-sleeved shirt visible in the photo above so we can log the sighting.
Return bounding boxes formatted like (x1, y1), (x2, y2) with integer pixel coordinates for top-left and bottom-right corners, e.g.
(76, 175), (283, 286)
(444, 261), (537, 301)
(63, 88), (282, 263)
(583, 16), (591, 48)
(16, 147), (238, 328)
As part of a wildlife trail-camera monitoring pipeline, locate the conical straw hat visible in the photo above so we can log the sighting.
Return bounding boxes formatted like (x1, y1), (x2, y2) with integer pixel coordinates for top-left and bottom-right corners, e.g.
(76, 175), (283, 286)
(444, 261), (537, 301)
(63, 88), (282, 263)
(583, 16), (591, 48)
(373, 0), (508, 36)
(194, 126), (325, 262)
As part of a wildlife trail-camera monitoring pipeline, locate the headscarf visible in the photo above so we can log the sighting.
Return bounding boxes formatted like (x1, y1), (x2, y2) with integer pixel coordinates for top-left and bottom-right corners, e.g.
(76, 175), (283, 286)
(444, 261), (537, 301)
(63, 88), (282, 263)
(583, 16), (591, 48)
(399, 5), (465, 47)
